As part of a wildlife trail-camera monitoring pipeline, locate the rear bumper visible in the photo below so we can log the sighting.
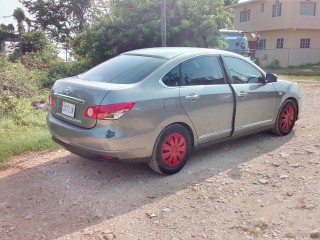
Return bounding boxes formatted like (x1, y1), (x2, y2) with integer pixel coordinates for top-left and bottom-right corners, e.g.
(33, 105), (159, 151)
(47, 112), (152, 163)
(52, 136), (149, 163)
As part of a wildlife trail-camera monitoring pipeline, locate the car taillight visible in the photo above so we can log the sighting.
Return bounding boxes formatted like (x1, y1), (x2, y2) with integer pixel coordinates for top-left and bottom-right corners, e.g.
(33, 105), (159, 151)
(84, 102), (135, 120)
(49, 94), (54, 108)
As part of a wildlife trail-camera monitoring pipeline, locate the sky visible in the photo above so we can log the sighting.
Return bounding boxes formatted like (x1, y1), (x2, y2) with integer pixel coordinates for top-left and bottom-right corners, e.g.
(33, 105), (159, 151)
(0, 0), (23, 25)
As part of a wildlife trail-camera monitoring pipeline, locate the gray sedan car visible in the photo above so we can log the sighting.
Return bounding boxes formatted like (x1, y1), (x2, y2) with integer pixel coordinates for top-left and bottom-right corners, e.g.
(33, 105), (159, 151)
(47, 47), (302, 175)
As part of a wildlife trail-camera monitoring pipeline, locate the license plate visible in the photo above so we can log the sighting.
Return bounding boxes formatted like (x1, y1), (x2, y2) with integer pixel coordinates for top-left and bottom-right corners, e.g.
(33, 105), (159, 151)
(62, 101), (75, 118)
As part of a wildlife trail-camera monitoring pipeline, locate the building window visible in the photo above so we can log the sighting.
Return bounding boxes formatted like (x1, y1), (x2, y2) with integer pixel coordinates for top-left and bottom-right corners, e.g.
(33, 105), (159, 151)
(300, 0), (316, 16)
(261, 3), (265, 13)
(240, 9), (251, 22)
(272, 1), (282, 17)
(300, 38), (311, 48)
(276, 38), (284, 48)
(257, 39), (266, 50)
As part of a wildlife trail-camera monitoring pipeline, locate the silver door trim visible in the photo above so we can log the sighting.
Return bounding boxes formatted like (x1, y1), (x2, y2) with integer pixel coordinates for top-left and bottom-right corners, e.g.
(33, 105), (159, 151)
(54, 93), (86, 104)
(235, 119), (273, 131)
(199, 129), (232, 140)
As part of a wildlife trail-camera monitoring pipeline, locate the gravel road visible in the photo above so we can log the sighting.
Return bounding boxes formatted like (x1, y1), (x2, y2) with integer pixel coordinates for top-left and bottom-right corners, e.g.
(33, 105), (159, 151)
(1, 81), (319, 240)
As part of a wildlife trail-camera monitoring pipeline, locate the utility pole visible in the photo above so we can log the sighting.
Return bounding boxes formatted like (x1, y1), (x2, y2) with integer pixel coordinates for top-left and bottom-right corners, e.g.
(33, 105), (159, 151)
(161, 0), (166, 47)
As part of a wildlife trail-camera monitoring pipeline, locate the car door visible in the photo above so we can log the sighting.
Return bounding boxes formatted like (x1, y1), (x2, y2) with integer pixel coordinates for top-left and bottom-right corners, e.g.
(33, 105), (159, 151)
(179, 56), (234, 144)
(221, 56), (277, 136)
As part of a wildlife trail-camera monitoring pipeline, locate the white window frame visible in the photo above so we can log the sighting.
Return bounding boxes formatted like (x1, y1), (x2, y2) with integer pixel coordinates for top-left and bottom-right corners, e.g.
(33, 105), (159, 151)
(272, 1), (282, 17)
(276, 38), (284, 49)
(257, 39), (266, 50)
(300, 0), (316, 16)
(240, 9), (251, 22)
(300, 38), (311, 48)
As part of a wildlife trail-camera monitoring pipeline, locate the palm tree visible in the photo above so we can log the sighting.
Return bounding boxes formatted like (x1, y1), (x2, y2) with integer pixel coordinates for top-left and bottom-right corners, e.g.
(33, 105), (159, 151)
(13, 8), (26, 34)
(13, 8), (26, 56)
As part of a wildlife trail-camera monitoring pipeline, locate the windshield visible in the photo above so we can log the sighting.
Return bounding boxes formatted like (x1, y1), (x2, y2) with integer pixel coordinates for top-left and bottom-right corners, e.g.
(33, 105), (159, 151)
(224, 35), (248, 51)
(79, 55), (167, 84)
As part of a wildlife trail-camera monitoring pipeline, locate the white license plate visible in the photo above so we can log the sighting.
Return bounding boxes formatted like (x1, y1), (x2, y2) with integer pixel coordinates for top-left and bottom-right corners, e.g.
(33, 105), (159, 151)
(62, 101), (75, 118)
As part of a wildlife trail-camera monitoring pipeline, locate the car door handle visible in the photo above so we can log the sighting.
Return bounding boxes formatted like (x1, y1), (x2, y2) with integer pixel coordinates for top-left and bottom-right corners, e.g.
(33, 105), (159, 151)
(185, 93), (200, 101)
(237, 91), (248, 97)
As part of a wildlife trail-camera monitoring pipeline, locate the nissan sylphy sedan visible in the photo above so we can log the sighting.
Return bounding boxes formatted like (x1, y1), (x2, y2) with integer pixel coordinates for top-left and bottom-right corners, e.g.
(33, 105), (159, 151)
(47, 47), (302, 175)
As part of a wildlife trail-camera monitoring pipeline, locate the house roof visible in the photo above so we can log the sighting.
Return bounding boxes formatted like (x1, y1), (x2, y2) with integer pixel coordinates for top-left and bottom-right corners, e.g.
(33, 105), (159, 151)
(228, 0), (261, 8)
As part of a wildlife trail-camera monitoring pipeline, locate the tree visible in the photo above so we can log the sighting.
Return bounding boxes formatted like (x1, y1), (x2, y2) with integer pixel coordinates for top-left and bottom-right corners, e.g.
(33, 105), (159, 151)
(13, 8), (26, 34)
(72, 0), (233, 65)
(165, 0), (232, 47)
(20, 30), (50, 54)
(20, 0), (94, 42)
(0, 24), (15, 33)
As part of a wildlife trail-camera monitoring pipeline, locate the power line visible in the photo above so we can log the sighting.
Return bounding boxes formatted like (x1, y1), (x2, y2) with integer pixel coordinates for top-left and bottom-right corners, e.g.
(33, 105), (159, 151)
(0, 15), (13, 19)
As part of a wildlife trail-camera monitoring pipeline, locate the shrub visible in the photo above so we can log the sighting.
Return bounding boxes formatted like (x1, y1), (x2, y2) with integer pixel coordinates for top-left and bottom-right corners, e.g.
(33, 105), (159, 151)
(42, 59), (90, 88)
(0, 53), (42, 97)
(0, 91), (18, 117)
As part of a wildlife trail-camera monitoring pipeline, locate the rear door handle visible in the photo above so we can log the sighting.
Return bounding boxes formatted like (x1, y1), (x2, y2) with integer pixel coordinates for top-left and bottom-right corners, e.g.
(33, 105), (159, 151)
(185, 93), (200, 101)
(237, 91), (248, 97)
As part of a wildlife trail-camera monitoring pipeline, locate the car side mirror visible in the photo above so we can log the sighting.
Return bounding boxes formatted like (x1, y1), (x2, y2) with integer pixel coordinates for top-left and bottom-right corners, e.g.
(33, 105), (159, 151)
(266, 73), (277, 82)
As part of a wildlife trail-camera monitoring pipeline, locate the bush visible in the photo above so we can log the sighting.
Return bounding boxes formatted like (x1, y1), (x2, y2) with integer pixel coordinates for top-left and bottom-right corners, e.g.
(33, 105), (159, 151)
(0, 91), (18, 117)
(42, 59), (90, 88)
(0, 91), (48, 126)
(0, 53), (43, 97)
(15, 44), (90, 89)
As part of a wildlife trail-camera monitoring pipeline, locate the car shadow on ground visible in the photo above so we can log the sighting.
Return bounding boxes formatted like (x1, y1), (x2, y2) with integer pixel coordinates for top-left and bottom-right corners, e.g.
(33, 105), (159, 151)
(0, 131), (294, 240)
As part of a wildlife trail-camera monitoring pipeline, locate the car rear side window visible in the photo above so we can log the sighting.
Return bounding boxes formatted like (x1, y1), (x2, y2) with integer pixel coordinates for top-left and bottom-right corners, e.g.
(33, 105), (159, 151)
(181, 56), (225, 86)
(79, 55), (166, 84)
(222, 56), (264, 84)
(162, 65), (180, 87)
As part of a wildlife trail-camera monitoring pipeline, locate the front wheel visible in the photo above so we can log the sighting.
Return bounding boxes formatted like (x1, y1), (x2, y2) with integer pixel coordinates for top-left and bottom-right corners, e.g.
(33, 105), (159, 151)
(148, 124), (192, 175)
(272, 99), (297, 136)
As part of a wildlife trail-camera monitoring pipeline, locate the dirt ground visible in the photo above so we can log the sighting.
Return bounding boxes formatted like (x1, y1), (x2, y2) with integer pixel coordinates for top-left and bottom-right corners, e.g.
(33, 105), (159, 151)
(1, 81), (319, 240)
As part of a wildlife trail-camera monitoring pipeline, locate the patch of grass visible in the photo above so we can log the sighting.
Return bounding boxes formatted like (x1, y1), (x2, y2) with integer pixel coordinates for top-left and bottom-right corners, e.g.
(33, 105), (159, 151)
(0, 120), (59, 168)
(0, 96), (59, 169)
(263, 63), (320, 77)
(264, 63), (318, 72)
(278, 75), (320, 82)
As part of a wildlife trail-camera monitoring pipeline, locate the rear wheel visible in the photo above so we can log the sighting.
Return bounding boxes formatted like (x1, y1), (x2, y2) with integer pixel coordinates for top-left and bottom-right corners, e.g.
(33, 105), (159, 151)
(272, 99), (297, 136)
(149, 124), (191, 175)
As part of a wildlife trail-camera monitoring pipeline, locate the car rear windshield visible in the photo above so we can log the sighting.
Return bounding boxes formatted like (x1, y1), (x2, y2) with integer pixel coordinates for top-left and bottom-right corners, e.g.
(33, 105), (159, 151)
(79, 55), (167, 84)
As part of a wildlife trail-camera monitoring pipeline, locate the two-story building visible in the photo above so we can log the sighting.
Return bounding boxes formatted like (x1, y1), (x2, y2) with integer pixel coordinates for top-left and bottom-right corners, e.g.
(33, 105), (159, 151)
(229, 0), (320, 67)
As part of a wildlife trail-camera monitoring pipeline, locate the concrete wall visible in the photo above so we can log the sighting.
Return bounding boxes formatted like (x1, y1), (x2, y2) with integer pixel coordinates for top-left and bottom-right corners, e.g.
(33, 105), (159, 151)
(256, 48), (320, 67)
(258, 29), (320, 49)
(254, 29), (320, 67)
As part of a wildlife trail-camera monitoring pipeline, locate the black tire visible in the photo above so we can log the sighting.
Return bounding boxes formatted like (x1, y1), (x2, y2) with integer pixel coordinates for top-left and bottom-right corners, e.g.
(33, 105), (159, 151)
(272, 99), (297, 136)
(148, 124), (192, 175)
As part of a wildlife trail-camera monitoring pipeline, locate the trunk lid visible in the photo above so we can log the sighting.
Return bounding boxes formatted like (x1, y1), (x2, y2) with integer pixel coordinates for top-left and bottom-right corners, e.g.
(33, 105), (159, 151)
(50, 77), (126, 129)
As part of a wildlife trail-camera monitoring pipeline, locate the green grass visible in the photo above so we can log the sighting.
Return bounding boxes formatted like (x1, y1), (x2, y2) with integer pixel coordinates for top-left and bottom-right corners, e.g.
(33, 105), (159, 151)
(264, 63), (318, 72)
(278, 75), (320, 82)
(0, 98), (59, 169)
(263, 63), (320, 77)
(0, 122), (59, 168)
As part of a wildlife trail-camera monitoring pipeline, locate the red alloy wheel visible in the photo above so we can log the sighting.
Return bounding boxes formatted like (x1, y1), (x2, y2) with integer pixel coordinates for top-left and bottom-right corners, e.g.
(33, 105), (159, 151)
(161, 133), (187, 167)
(280, 105), (295, 131)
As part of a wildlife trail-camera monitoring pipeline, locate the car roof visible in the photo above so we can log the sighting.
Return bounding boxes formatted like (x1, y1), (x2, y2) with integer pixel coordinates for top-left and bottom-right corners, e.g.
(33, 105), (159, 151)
(122, 47), (232, 60)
